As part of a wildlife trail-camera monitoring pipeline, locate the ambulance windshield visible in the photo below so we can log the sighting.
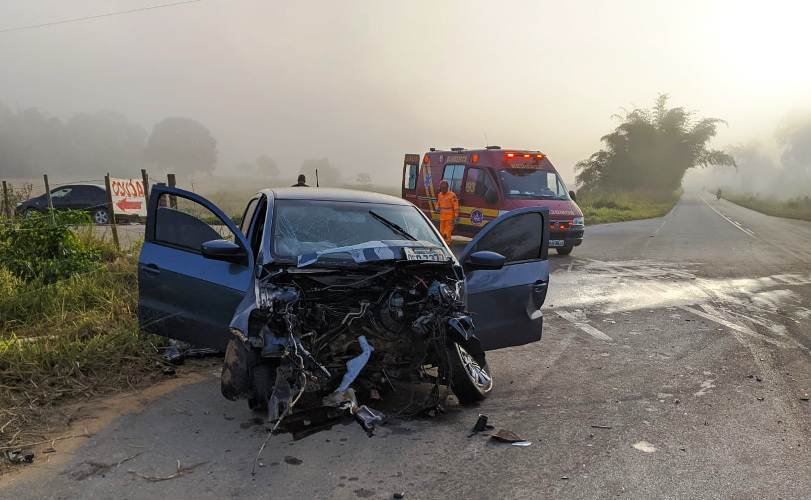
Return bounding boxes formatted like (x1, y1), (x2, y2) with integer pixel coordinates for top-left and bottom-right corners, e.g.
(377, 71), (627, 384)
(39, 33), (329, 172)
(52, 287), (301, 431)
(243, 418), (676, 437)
(499, 169), (570, 200)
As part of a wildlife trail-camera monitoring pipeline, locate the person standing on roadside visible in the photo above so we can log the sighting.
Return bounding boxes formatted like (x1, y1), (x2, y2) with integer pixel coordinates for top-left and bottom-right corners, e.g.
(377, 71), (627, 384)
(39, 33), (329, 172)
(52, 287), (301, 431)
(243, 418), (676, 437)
(292, 174), (308, 187)
(436, 179), (459, 245)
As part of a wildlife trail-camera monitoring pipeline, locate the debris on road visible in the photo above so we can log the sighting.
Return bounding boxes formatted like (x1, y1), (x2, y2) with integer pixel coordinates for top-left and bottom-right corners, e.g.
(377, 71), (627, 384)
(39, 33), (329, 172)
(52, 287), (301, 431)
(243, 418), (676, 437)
(469, 414), (495, 437)
(490, 429), (526, 443)
(632, 441), (657, 453)
(393, 492), (406, 499)
(590, 424), (612, 429)
(4, 450), (34, 464)
(283, 455), (303, 465)
(128, 460), (207, 482)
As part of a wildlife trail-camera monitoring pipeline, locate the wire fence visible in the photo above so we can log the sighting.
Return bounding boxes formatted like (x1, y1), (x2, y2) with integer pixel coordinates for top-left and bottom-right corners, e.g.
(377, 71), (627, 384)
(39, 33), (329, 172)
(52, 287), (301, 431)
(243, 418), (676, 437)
(0, 171), (171, 250)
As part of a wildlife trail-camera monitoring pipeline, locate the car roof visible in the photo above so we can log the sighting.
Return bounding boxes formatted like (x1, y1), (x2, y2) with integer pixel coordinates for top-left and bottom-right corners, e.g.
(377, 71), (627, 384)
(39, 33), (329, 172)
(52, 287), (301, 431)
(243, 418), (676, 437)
(261, 187), (411, 205)
(60, 183), (105, 189)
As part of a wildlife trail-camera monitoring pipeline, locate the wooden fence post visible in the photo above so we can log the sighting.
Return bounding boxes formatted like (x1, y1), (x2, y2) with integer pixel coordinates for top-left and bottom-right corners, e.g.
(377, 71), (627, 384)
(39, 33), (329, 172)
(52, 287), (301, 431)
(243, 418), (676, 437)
(141, 169), (150, 223)
(141, 169), (150, 199)
(167, 173), (177, 208)
(104, 173), (120, 250)
(1, 181), (9, 217)
(43, 174), (54, 210)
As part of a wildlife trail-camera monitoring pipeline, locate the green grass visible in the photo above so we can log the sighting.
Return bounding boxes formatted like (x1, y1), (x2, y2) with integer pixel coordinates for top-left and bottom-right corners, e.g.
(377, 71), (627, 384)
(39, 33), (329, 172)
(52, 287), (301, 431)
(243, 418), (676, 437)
(578, 190), (680, 225)
(0, 226), (164, 456)
(723, 193), (811, 222)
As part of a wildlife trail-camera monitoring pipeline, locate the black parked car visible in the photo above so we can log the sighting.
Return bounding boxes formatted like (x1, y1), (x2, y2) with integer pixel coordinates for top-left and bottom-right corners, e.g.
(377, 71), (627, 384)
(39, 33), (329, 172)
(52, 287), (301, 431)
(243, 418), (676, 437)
(15, 184), (111, 224)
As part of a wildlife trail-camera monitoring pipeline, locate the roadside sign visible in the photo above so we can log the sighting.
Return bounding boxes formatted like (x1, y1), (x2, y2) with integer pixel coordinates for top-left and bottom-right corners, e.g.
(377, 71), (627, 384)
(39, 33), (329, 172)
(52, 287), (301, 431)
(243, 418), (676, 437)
(109, 177), (147, 216)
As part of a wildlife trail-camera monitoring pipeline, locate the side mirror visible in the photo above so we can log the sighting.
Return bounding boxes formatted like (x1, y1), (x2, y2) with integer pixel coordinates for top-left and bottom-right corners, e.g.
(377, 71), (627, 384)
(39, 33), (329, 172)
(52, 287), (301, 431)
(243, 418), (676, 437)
(201, 239), (246, 263)
(484, 189), (498, 204)
(465, 250), (506, 271)
(568, 190), (577, 202)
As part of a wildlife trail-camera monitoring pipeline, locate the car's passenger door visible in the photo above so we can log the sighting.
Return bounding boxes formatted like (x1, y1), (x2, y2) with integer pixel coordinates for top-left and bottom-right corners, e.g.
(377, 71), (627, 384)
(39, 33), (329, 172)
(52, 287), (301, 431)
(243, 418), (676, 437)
(138, 185), (256, 350)
(458, 207), (550, 350)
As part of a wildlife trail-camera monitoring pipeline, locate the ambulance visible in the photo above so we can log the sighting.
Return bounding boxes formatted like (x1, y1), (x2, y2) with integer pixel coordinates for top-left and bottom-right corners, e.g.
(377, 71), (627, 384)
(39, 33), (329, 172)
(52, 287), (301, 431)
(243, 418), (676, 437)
(402, 146), (584, 255)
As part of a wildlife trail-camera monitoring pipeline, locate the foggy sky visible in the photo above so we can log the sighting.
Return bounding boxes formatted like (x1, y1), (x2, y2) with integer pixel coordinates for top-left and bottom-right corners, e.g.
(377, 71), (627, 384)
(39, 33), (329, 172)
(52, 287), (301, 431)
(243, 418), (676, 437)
(2, 0), (811, 186)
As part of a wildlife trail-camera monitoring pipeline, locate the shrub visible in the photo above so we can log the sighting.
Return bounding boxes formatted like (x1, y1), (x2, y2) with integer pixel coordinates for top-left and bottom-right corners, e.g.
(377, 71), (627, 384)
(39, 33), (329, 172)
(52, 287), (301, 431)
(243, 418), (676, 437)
(0, 210), (103, 284)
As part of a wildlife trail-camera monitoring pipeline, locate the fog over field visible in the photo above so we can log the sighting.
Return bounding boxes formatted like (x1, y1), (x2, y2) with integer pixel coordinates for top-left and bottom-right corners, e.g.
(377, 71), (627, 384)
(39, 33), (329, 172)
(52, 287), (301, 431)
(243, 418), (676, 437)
(2, 0), (811, 191)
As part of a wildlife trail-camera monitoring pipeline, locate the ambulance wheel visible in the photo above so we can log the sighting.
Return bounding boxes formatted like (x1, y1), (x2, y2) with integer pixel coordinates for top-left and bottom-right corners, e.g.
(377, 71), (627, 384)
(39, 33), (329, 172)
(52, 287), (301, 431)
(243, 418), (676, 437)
(556, 244), (574, 255)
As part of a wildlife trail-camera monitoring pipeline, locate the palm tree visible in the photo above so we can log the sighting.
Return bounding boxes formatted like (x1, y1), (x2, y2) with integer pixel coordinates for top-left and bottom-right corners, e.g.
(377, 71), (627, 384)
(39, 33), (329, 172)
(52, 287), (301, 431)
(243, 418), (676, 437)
(576, 94), (735, 194)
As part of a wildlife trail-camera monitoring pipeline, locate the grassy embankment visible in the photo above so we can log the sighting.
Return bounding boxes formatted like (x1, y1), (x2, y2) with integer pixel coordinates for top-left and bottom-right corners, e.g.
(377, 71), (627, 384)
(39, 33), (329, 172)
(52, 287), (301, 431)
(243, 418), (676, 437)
(723, 193), (811, 222)
(577, 190), (681, 225)
(0, 212), (164, 458)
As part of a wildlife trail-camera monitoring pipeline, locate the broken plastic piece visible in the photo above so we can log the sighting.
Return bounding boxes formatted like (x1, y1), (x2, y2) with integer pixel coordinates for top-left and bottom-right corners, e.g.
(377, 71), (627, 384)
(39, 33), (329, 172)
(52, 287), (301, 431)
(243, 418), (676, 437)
(334, 336), (373, 393)
(471, 414), (489, 433)
(490, 429), (525, 443)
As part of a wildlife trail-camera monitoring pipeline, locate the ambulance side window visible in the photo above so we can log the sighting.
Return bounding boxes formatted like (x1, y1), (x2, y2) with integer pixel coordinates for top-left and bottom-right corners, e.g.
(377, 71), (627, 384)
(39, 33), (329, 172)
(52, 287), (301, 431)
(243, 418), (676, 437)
(465, 167), (496, 198)
(442, 164), (465, 194)
(405, 164), (418, 190)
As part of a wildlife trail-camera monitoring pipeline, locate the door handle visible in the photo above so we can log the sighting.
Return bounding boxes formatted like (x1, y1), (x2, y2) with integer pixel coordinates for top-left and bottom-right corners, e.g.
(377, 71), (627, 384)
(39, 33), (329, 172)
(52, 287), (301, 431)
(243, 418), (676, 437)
(142, 263), (161, 275)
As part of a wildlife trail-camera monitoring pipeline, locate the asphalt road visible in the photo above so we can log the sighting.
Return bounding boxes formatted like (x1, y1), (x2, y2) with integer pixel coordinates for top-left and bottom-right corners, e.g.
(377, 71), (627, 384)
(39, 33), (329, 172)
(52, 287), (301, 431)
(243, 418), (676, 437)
(4, 191), (810, 499)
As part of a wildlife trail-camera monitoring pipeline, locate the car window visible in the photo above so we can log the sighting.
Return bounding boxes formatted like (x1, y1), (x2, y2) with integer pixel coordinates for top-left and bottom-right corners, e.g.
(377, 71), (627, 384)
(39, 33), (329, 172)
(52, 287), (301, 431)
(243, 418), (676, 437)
(474, 212), (543, 263)
(272, 200), (444, 259)
(442, 164), (465, 194)
(464, 168), (496, 197)
(241, 197), (258, 234)
(50, 187), (72, 199)
(154, 193), (237, 253)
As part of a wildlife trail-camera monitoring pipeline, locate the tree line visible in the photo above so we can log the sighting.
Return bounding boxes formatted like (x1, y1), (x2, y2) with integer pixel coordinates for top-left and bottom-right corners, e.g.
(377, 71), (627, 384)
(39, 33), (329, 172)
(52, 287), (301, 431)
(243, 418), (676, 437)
(0, 101), (220, 178)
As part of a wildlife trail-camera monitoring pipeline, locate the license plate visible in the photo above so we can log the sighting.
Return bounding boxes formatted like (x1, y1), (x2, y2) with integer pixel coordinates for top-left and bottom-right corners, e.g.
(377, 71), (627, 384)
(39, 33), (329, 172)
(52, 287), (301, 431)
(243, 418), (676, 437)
(549, 239), (565, 247)
(403, 247), (446, 262)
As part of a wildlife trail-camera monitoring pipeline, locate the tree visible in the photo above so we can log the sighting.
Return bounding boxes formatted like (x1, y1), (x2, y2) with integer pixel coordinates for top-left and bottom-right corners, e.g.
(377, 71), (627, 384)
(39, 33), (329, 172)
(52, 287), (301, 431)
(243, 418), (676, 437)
(300, 158), (341, 186)
(66, 111), (147, 176)
(144, 117), (217, 175)
(576, 94), (735, 193)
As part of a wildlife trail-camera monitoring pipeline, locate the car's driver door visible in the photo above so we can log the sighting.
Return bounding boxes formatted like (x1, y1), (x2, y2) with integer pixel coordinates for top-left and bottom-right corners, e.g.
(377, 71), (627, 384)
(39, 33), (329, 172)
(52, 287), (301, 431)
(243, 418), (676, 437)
(138, 185), (259, 350)
(458, 207), (550, 350)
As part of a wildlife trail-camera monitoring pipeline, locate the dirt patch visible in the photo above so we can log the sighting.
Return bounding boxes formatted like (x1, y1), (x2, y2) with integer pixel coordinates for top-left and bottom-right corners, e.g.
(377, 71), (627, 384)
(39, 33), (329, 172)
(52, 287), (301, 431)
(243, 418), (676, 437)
(0, 363), (210, 486)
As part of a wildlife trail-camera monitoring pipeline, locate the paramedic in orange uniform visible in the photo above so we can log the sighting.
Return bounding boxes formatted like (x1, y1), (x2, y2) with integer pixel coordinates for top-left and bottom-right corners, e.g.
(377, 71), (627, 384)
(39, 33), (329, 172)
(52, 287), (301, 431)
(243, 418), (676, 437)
(436, 180), (459, 245)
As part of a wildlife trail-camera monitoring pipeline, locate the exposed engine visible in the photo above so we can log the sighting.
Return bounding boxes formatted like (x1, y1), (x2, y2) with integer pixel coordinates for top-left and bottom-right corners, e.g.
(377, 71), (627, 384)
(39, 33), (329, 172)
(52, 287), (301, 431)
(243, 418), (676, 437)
(221, 259), (489, 437)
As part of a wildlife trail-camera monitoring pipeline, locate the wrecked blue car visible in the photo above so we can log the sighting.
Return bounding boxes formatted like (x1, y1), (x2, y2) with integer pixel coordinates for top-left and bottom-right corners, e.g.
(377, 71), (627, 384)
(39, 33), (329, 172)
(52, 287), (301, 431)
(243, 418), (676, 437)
(138, 187), (549, 435)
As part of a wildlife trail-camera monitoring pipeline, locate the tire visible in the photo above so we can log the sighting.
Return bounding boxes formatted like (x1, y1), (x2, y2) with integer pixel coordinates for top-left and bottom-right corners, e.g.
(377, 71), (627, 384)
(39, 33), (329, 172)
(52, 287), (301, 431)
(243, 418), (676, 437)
(220, 339), (253, 401)
(92, 208), (110, 225)
(447, 342), (493, 404)
(248, 362), (275, 411)
(556, 244), (574, 255)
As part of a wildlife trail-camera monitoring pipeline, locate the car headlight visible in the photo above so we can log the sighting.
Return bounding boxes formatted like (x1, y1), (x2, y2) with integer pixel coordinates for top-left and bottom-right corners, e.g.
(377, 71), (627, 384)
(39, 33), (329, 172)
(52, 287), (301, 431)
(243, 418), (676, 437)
(572, 217), (585, 226)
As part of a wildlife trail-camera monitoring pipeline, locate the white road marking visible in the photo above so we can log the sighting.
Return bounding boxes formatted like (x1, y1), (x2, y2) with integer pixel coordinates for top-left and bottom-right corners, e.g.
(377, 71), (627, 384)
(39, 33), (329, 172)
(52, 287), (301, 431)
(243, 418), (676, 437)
(701, 198), (756, 238)
(556, 310), (613, 342)
(679, 304), (804, 350)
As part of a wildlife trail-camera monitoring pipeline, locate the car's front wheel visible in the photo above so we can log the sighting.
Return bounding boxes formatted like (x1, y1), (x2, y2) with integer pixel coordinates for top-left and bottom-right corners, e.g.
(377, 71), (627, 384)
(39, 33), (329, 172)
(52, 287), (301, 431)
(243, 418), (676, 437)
(92, 208), (110, 225)
(447, 342), (493, 404)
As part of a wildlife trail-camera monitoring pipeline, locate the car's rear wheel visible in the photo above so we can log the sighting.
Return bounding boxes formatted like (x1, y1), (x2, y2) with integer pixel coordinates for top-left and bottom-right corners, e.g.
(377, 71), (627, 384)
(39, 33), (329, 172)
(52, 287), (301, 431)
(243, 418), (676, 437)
(556, 243), (574, 255)
(447, 342), (492, 404)
(92, 208), (110, 225)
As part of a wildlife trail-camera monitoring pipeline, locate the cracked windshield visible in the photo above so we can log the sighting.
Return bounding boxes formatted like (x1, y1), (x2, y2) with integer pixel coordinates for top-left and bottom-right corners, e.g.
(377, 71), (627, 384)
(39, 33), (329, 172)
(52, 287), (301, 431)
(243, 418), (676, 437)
(1, 1), (809, 499)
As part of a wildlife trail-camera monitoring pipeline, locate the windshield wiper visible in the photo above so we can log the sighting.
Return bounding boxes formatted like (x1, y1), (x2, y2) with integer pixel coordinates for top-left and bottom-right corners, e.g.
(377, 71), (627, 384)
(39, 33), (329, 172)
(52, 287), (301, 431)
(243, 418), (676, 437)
(368, 210), (417, 241)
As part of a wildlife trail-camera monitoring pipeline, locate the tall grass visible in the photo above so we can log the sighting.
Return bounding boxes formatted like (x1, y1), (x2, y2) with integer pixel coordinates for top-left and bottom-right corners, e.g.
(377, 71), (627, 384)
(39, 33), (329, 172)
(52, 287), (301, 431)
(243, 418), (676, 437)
(578, 190), (680, 225)
(0, 216), (162, 455)
(723, 193), (811, 222)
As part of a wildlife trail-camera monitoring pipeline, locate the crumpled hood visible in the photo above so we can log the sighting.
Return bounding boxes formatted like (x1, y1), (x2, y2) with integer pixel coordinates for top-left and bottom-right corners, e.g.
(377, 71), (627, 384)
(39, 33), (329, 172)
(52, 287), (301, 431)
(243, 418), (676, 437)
(296, 240), (449, 268)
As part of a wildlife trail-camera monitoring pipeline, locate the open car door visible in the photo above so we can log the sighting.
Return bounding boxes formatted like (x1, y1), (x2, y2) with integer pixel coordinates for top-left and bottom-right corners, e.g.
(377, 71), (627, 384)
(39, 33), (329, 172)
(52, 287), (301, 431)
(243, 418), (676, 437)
(138, 185), (255, 350)
(458, 207), (550, 350)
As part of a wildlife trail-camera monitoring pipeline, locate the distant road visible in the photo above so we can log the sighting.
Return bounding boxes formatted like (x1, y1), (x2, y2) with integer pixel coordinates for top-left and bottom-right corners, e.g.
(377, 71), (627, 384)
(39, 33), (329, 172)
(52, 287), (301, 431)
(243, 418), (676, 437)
(11, 191), (810, 499)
